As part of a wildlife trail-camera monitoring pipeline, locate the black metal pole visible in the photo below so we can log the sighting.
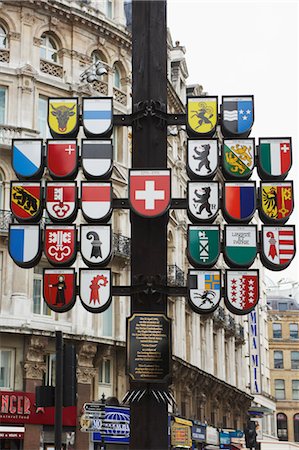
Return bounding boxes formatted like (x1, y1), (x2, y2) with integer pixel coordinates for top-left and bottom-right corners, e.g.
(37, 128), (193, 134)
(55, 330), (63, 450)
(130, 1), (168, 449)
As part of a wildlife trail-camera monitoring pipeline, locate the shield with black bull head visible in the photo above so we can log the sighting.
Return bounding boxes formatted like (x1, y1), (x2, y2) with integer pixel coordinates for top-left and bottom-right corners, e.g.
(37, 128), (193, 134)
(48, 98), (79, 138)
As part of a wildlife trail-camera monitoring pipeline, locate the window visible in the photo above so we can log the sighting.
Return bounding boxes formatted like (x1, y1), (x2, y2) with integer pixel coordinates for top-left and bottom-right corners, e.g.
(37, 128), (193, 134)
(0, 170), (4, 209)
(278, 303), (288, 311)
(0, 87), (7, 124)
(38, 96), (51, 138)
(292, 380), (299, 400)
(274, 351), (284, 369)
(33, 266), (51, 316)
(277, 413), (288, 441)
(290, 323), (299, 339)
(0, 349), (14, 389)
(275, 380), (285, 400)
(102, 304), (113, 337)
(45, 354), (55, 386)
(99, 359), (111, 384)
(294, 414), (299, 442)
(113, 64), (121, 89)
(40, 33), (58, 63)
(273, 323), (282, 338)
(0, 25), (7, 49)
(291, 351), (299, 369)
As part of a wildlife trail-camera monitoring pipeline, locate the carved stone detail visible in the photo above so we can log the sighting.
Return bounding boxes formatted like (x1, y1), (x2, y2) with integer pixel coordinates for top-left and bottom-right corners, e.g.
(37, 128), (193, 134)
(77, 342), (97, 384)
(24, 362), (46, 380)
(22, 12), (36, 26)
(9, 32), (21, 41)
(33, 37), (42, 47)
(24, 336), (48, 380)
(77, 366), (97, 384)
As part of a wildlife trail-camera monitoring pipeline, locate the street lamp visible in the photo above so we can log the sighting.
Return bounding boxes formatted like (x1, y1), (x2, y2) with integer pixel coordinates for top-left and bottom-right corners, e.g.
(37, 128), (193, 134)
(80, 60), (108, 83)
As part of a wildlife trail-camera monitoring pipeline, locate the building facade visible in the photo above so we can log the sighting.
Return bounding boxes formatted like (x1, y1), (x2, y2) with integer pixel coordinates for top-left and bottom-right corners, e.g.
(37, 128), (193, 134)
(0, 1), (276, 449)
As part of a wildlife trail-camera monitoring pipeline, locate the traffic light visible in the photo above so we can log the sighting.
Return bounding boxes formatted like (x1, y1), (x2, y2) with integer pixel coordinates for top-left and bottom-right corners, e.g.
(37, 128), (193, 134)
(244, 421), (257, 449)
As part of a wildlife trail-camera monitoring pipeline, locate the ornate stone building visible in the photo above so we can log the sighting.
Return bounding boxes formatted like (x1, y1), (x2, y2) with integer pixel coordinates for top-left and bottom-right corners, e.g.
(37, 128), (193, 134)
(0, 1), (275, 449)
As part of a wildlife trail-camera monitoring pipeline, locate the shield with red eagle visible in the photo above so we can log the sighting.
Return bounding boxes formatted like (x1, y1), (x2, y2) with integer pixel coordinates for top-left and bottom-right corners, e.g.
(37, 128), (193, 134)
(47, 139), (78, 179)
(43, 268), (76, 312)
(79, 269), (111, 313)
(44, 225), (77, 266)
(45, 181), (77, 222)
(259, 181), (294, 224)
(261, 225), (296, 271)
(10, 181), (43, 222)
(224, 270), (259, 315)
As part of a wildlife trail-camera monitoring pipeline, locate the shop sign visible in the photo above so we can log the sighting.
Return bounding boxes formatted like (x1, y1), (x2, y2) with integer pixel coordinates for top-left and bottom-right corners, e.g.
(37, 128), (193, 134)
(92, 406), (130, 445)
(220, 431), (231, 448)
(0, 426), (25, 439)
(192, 423), (206, 442)
(248, 309), (262, 394)
(0, 391), (76, 426)
(171, 421), (192, 448)
(206, 426), (219, 445)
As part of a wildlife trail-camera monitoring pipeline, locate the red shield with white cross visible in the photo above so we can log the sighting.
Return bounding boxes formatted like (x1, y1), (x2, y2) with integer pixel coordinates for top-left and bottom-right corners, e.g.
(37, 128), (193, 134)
(129, 169), (171, 217)
(225, 270), (259, 315)
(47, 139), (78, 179)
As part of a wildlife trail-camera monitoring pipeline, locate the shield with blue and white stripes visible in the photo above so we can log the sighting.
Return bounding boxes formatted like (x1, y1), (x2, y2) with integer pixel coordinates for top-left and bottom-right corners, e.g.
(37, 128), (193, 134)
(12, 139), (43, 179)
(82, 97), (113, 137)
(9, 224), (42, 268)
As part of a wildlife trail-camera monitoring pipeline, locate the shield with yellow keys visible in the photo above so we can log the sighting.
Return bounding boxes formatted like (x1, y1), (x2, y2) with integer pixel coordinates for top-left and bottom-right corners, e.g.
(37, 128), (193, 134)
(187, 96), (218, 137)
(259, 181), (294, 224)
(48, 98), (79, 138)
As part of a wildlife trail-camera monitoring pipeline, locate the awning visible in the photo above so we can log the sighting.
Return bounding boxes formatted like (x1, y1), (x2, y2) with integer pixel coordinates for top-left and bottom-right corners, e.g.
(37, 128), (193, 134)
(204, 446), (220, 450)
(0, 426), (25, 440)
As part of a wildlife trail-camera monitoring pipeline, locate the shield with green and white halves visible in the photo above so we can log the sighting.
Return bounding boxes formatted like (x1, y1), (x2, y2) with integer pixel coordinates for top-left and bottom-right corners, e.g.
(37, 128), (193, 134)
(187, 225), (220, 268)
(222, 139), (255, 179)
(224, 225), (257, 268)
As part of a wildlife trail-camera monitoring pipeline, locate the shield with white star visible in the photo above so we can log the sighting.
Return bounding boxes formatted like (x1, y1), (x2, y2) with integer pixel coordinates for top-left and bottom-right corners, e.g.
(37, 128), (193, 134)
(45, 181), (78, 223)
(225, 270), (259, 315)
(187, 181), (219, 222)
(44, 225), (77, 266)
(187, 139), (219, 179)
(261, 225), (296, 271)
(188, 270), (221, 314)
(79, 269), (112, 313)
(257, 137), (292, 180)
(222, 139), (255, 179)
(221, 96), (254, 137)
(259, 181), (294, 224)
(129, 169), (171, 218)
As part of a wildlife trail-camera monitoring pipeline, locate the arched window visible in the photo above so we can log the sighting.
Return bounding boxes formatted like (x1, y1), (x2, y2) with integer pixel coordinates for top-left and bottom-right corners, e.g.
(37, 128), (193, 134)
(277, 413), (288, 441)
(113, 64), (121, 89)
(0, 170), (4, 210)
(0, 25), (7, 49)
(40, 33), (58, 63)
(294, 414), (299, 442)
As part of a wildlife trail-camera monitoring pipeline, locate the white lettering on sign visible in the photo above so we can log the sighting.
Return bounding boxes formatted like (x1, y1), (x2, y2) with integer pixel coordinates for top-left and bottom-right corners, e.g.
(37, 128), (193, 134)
(249, 310), (262, 394)
(135, 180), (165, 210)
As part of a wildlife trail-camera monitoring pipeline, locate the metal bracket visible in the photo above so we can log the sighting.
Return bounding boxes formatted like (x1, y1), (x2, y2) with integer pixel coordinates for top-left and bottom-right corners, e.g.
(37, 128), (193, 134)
(113, 104), (186, 128)
(112, 198), (188, 210)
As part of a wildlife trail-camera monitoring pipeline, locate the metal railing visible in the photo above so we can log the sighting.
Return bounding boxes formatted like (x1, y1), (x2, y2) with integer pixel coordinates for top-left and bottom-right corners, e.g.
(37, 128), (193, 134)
(167, 264), (185, 286)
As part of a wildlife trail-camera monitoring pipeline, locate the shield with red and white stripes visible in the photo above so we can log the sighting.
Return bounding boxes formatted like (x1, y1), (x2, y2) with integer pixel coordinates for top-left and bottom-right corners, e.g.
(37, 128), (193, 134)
(81, 182), (112, 222)
(261, 225), (296, 270)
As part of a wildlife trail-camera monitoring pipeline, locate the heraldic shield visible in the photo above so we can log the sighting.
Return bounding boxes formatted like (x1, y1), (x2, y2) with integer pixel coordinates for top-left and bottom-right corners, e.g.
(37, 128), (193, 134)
(257, 138), (292, 180)
(188, 270), (221, 314)
(10, 181), (43, 223)
(45, 181), (77, 223)
(47, 139), (78, 179)
(129, 169), (171, 218)
(9, 224), (42, 268)
(224, 225), (257, 268)
(81, 139), (113, 179)
(187, 139), (218, 179)
(187, 97), (218, 137)
(259, 181), (294, 224)
(222, 139), (255, 179)
(221, 96), (254, 138)
(187, 225), (220, 268)
(80, 224), (112, 267)
(48, 98), (79, 138)
(44, 225), (77, 266)
(223, 182), (256, 223)
(187, 181), (219, 223)
(81, 182), (112, 222)
(224, 270), (259, 315)
(82, 97), (113, 138)
(79, 269), (112, 313)
(12, 139), (44, 180)
(261, 225), (296, 271)
(43, 268), (76, 313)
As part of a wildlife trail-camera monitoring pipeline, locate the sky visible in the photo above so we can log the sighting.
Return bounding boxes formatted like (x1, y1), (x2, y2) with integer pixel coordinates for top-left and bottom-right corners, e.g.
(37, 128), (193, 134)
(167, 0), (299, 285)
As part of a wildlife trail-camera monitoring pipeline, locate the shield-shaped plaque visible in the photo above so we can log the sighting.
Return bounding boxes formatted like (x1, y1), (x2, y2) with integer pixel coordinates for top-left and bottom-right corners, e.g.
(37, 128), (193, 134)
(43, 268), (76, 312)
(45, 181), (77, 223)
(224, 270), (259, 315)
(222, 139), (255, 179)
(187, 97), (218, 137)
(48, 98), (79, 138)
(187, 225), (220, 268)
(80, 224), (112, 267)
(47, 139), (78, 179)
(44, 225), (77, 266)
(9, 224), (42, 268)
(187, 181), (219, 223)
(12, 139), (44, 180)
(261, 225), (296, 271)
(81, 139), (113, 179)
(187, 139), (218, 179)
(223, 182), (256, 223)
(259, 181), (294, 224)
(81, 182), (112, 222)
(129, 169), (171, 218)
(82, 97), (113, 138)
(188, 270), (221, 314)
(10, 181), (43, 222)
(221, 96), (254, 137)
(79, 269), (112, 313)
(224, 225), (257, 268)
(257, 138), (292, 180)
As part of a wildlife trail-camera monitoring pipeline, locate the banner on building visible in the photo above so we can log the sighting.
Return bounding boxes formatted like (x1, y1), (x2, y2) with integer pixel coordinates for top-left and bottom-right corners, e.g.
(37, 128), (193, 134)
(248, 309), (262, 394)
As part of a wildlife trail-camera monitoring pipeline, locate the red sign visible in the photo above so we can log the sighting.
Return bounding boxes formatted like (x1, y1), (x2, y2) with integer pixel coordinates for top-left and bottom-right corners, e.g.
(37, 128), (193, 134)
(0, 431), (24, 439)
(47, 140), (78, 179)
(0, 391), (76, 426)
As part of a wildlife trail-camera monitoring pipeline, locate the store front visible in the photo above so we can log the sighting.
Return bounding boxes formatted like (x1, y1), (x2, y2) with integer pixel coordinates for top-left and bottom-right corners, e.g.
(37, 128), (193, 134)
(171, 417), (193, 450)
(204, 426), (219, 450)
(192, 422), (206, 449)
(0, 426), (25, 450)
